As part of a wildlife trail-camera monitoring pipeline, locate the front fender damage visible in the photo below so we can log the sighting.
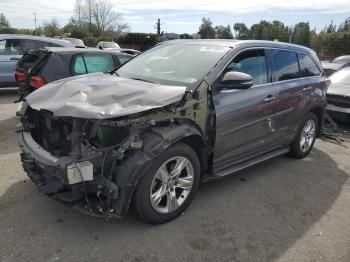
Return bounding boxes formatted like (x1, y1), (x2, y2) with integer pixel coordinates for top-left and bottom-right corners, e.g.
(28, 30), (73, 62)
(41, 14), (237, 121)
(19, 82), (215, 219)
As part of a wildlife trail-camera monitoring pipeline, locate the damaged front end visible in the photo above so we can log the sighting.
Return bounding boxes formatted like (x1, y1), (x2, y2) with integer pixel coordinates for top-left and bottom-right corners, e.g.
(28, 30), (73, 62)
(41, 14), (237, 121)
(17, 80), (213, 219)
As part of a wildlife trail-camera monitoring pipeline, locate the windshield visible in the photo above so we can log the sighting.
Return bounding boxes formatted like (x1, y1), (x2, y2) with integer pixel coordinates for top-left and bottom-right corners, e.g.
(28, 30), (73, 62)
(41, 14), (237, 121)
(330, 68), (350, 84)
(117, 44), (230, 87)
(103, 42), (119, 48)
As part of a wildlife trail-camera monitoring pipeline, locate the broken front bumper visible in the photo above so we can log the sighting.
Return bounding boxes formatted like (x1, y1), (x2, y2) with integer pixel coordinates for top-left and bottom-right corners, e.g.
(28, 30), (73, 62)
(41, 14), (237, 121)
(17, 123), (121, 218)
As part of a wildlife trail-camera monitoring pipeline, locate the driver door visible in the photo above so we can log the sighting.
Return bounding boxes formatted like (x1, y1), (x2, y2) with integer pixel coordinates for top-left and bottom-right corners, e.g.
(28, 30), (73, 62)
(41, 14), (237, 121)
(212, 48), (279, 171)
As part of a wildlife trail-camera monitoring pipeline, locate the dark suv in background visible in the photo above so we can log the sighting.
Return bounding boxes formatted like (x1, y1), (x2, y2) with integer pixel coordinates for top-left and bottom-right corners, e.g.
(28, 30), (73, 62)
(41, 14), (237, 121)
(0, 34), (73, 87)
(15, 47), (133, 99)
(17, 40), (328, 223)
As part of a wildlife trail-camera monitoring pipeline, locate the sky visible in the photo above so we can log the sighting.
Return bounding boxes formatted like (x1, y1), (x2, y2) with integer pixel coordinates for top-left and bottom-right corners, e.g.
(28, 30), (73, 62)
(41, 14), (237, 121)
(1, 0), (350, 34)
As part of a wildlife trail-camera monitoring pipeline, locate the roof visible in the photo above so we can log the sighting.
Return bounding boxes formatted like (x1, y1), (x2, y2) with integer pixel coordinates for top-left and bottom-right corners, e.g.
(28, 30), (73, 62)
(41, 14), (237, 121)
(163, 39), (314, 54)
(0, 34), (72, 47)
(34, 47), (131, 56)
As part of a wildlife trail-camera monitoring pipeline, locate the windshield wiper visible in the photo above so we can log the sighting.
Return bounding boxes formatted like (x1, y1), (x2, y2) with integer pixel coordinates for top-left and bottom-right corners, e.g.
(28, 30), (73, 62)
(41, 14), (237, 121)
(130, 77), (160, 84)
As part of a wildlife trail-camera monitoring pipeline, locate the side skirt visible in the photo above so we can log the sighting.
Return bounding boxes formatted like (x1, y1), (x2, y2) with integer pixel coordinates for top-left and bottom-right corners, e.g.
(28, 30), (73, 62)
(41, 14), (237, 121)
(204, 147), (290, 181)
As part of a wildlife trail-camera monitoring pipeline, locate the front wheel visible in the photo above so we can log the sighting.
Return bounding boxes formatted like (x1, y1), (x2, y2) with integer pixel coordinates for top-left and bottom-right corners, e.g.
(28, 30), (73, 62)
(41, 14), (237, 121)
(290, 112), (318, 158)
(133, 143), (201, 223)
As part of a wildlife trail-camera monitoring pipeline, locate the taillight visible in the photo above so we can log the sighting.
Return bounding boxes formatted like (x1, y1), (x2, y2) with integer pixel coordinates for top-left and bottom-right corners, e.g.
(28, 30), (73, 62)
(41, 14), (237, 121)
(30, 76), (46, 88)
(15, 71), (25, 81)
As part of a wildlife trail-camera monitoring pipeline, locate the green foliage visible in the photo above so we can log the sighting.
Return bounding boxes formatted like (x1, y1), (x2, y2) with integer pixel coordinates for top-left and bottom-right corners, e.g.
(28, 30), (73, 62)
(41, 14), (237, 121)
(198, 18), (216, 39)
(292, 22), (311, 46)
(215, 25), (233, 39)
(310, 17), (350, 59)
(235, 20), (291, 42)
(82, 36), (98, 47)
(0, 13), (10, 28)
(233, 23), (249, 39)
(311, 31), (350, 60)
(179, 33), (193, 39)
(42, 18), (62, 37)
(117, 33), (162, 50)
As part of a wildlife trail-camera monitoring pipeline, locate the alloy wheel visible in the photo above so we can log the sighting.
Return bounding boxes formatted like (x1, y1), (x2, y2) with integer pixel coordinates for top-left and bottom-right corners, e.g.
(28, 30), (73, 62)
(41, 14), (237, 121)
(150, 156), (194, 214)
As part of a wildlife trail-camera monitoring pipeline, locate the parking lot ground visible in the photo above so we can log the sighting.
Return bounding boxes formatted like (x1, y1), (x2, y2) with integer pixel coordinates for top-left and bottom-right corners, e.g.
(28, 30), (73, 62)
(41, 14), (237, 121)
(0, 88), (350, 262)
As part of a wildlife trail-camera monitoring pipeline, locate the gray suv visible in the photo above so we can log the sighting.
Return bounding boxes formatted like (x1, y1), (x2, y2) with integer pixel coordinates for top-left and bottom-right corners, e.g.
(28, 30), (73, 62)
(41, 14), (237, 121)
(17, 40), (328, 223)
(0, 34), (72, 87)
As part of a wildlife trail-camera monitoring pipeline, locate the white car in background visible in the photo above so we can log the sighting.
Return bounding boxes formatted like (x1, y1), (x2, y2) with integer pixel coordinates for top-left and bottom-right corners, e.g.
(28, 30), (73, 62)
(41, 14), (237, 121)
(97, 41), (120, 50)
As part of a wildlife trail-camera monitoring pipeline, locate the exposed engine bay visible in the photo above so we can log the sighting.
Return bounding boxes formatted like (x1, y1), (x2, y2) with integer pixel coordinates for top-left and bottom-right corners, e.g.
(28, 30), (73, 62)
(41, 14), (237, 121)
(17, 80), (214, 219)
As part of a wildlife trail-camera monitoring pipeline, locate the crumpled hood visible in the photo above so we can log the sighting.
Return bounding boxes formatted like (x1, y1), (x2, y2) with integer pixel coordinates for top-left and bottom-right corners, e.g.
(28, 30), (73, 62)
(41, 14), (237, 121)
(26, 73), (186, 119)
(327, 83), (350, 97)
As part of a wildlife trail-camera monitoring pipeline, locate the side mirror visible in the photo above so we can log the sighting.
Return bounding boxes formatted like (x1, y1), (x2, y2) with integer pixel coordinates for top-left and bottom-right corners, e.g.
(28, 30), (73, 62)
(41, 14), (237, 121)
(220, 71), (253, 89)
(98, 46), (103, 50)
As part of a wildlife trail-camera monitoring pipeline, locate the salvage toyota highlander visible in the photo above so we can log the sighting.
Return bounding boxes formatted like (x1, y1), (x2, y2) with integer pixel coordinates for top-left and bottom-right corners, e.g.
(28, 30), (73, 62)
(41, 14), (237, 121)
(17, 40), (329, 223)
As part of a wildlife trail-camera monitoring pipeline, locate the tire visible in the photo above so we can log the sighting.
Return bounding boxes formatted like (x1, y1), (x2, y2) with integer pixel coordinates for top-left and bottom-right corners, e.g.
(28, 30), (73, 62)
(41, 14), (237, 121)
(290, 112), (318, 159)
(133, 142), (201, 224)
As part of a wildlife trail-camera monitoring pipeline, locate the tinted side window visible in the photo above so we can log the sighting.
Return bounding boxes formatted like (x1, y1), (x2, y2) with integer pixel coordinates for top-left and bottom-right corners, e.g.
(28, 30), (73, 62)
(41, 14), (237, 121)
(72, 54), (115, 75)
(271, 50), (300, 81)
(0, 39), (22, 55)
(223, 49), (268, 85)
(298, 53), (321, 77)
(84, 54), (115, 73)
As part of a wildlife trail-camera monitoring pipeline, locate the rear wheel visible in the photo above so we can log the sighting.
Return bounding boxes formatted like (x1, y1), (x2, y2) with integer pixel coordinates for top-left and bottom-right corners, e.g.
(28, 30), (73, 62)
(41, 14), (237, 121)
(290, 112), (318, 158)
(133, 143), (200, 223)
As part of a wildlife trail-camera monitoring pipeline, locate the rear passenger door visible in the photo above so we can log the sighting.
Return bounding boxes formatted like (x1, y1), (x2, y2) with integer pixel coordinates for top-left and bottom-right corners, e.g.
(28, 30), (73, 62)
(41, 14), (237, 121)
(268, 49), (322, 146)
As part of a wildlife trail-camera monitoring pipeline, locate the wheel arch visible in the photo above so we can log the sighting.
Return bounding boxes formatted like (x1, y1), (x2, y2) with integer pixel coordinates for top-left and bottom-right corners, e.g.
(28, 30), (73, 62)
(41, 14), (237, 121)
(111, 123), (207, 216)
(309, 106), (325, 136)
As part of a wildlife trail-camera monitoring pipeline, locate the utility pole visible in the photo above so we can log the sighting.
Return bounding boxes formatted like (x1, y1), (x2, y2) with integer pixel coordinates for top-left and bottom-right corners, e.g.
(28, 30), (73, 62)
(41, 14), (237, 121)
(156, 19), (161, 35)
(33, 12), (37, 36)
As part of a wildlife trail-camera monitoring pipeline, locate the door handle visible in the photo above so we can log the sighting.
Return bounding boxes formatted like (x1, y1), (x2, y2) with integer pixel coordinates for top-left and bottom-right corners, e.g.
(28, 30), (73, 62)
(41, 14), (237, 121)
(10, 57), (20, 61)
(264, 95), (276, 102)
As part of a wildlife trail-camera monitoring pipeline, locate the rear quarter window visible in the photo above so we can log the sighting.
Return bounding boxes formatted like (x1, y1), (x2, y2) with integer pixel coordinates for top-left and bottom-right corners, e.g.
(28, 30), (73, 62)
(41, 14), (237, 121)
(270, 49), (300, 81)
(298, 53), (321, 77)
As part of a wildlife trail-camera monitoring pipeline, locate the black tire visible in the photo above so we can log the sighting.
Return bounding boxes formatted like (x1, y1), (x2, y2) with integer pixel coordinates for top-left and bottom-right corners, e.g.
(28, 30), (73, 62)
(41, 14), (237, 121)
(290, 112), (319, 159)
(133, 142), (201, 224)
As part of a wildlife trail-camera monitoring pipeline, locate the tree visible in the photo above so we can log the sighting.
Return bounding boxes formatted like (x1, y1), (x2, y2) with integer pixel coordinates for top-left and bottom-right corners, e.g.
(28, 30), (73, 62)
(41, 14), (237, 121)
(338, 17), (350, 33)
(0, 13), (10, 29)
(215, 25), (233, 39)
(42, 18), (62, 37)
(292, 22), (311, 46)
(324, 20), (336, 33)
(76, 0), (128, 37)
(198, 18), (216, 39)
(233, 23), (249, 39)
(179, 33), (193, 39)
(74, 0), (83, 27)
